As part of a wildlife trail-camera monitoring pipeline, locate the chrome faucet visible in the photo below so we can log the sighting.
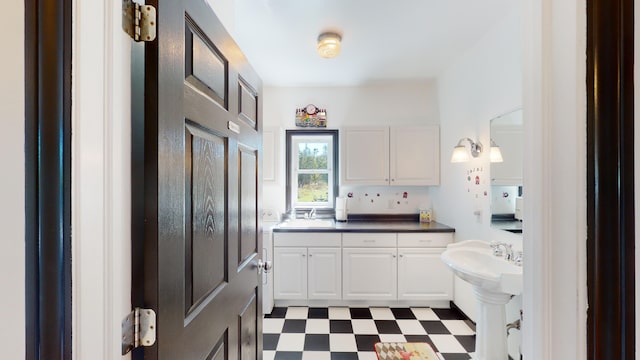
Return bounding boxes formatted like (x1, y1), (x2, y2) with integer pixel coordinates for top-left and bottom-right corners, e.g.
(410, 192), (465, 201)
(308, 208), (317, 219)
(513, 251), (524, 267)
(490, 241), (514, 261)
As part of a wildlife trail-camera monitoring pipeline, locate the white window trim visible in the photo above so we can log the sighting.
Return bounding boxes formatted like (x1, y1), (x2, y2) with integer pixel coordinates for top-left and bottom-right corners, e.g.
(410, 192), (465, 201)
(291, 135), (334, 209)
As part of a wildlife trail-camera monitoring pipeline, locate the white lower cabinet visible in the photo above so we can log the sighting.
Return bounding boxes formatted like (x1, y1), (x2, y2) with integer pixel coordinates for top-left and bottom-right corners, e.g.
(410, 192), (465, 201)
(273, 247), (307, 300)
(273, 233), (342, 300)
(273, 231), (453, 304)
(308, 248), (341, 300)
(342, 247), (397, 300)
(397, 233), (453, 301)
(397, 248), (453, 300)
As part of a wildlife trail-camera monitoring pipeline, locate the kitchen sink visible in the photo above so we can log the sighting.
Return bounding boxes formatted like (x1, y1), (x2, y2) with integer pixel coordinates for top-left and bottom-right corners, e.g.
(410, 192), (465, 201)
(278, 219), (334, 228)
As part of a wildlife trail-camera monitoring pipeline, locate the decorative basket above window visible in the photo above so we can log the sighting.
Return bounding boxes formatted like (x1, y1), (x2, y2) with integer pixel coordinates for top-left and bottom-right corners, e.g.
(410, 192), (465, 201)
(295, 104), (327, 128)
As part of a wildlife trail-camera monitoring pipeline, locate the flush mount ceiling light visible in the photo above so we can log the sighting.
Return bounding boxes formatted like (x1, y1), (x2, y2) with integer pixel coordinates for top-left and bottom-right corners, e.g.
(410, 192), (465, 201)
(450, 138), (483, 163)
(317, 32), (342, 59)
(489, 139), (504, 163)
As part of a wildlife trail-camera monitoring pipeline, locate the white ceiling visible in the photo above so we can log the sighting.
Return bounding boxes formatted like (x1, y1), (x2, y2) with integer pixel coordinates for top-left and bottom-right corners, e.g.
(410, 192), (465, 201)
(232, 0), (520, 87)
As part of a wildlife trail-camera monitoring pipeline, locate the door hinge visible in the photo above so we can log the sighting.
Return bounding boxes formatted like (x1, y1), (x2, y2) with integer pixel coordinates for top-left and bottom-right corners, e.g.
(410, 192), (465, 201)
(121, 307), (157, 355)
(122, 0), (157, 42)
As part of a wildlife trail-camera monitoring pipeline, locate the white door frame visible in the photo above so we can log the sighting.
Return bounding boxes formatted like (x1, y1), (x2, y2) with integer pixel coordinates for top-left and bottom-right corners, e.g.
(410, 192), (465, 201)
(0, 1), (25, 358)
(71, 0), (132, 358)
(522, 0), (588, 358)
(66, 0), (594, 358)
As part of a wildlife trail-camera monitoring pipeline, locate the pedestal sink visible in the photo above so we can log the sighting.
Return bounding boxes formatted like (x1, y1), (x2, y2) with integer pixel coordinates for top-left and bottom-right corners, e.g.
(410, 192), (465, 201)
(441, 240), (522, 360)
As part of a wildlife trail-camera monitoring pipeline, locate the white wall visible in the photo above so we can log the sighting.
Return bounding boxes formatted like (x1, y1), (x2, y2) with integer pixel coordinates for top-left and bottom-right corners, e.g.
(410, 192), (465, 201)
(432, 4), (523, 306)
(0, 1), (25, 358)
(431, 6), (523, 358)
(262, 81), (440, 214)
(205, 0), (235, 37)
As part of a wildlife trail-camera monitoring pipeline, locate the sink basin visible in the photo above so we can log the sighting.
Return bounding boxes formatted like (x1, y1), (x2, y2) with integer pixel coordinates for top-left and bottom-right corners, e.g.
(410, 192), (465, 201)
(441, 240), (522, 295)
(278, 219), (334, 228)
(441, 240), (523, 360)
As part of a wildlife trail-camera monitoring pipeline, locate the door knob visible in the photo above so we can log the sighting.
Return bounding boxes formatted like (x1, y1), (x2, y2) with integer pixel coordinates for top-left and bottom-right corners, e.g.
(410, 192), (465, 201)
(257, 259), (272, 274)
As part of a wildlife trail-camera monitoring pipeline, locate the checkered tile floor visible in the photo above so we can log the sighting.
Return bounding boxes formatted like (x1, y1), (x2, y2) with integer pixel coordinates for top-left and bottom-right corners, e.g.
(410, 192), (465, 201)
(263, 306), (475, 360)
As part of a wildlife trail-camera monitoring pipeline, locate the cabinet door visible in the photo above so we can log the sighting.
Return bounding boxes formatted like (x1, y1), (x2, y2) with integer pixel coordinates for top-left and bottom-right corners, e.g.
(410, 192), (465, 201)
(390, 126), (439, 185)
(341, 127), (390, 185)
(308, 247), (341, 300)
(397, 248), (453, 301)
(262, 127), (280, 183)
(342, 248), (397, 300)
(273, 247), (307, 299)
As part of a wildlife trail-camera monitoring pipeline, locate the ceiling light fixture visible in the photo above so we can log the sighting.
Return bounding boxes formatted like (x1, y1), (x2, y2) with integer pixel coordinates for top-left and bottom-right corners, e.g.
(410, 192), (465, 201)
(450, 138), (482, 163)
(317, 32), (342, 59)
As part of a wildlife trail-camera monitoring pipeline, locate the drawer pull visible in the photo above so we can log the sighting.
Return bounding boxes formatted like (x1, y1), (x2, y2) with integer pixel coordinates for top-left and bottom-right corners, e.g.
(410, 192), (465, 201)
(419, 239), (433, 243)
(363, 240), (376, 243)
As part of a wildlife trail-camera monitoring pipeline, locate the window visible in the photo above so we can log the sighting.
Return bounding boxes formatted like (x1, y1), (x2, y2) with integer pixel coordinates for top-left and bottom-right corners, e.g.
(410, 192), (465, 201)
(286, 130), (339, 213)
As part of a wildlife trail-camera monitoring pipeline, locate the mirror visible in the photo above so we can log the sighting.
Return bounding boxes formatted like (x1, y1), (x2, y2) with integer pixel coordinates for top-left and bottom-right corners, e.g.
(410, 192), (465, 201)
(490, 109), (523, 233)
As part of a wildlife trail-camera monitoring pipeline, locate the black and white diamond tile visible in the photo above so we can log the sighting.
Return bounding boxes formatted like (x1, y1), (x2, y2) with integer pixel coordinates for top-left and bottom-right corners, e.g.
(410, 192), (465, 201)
(263, 307), (475, 360)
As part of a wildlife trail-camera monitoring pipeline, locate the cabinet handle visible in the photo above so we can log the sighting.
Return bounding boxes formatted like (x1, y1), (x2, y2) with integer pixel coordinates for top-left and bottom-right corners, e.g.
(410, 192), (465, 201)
(308, 254), (313, 257)
(385, 178), (389, 182)
(302, 254), (306, 257)
(363, 240), (375, 243)
(391, 179), (395, 182)
(392, 254), (397, 258)
(399, 254), (404, 257)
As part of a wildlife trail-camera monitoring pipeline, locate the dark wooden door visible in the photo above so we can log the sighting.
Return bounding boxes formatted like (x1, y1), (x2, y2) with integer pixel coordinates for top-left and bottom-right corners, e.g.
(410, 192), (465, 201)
(134, 0), (263, 358)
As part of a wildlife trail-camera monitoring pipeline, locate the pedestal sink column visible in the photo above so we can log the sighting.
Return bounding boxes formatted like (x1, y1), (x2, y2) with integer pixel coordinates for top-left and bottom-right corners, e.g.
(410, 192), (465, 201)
(472, 287), (512, 360)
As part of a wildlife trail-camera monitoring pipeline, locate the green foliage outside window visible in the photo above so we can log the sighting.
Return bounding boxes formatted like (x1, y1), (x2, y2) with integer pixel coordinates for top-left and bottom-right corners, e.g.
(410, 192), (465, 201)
(297, 143), (329, 203)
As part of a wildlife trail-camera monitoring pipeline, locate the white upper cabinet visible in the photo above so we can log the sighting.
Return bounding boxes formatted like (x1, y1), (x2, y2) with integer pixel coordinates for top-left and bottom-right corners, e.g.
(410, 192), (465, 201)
(390, 126), (439, 185)
(341, 127), (390, 185)
(262, 126), (280, 183)
(341, 126), (439, 186)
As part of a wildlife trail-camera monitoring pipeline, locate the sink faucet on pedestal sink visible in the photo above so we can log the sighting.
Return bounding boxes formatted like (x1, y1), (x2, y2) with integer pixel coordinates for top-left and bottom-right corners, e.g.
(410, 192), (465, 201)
(441, 240), (523, 360)
(490, 241), (513, 261)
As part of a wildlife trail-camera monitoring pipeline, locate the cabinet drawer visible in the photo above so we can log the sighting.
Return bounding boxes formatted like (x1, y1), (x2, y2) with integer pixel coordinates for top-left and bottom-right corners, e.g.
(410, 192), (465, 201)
(274, 232), (341, 247)
(342, 233), (396, 247)
(397, 233), (453, 248)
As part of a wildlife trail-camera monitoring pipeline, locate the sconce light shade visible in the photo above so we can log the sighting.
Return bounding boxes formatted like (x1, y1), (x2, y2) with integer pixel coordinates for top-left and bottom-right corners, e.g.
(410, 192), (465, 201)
(450, 145), (470, 163)
(317, 32), (342, 59)
(490, 144), (504, 163)
(450, 138), (482, 163)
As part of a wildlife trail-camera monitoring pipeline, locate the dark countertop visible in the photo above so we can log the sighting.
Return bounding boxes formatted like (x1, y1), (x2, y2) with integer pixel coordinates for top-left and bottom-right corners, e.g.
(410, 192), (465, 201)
(491, 220), (523, 234)
(272, 220), (455, 233)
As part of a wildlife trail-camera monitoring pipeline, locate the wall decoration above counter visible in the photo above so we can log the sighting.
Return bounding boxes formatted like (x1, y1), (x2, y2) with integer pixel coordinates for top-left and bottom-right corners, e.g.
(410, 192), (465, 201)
(295, 104), (327, 127)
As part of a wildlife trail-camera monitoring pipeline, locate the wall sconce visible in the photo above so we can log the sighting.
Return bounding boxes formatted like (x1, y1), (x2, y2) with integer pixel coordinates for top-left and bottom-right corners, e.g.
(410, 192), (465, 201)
(489, 139), (504, 163)
(450, 138), (482, 163)
(317, 32), (342, 59)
